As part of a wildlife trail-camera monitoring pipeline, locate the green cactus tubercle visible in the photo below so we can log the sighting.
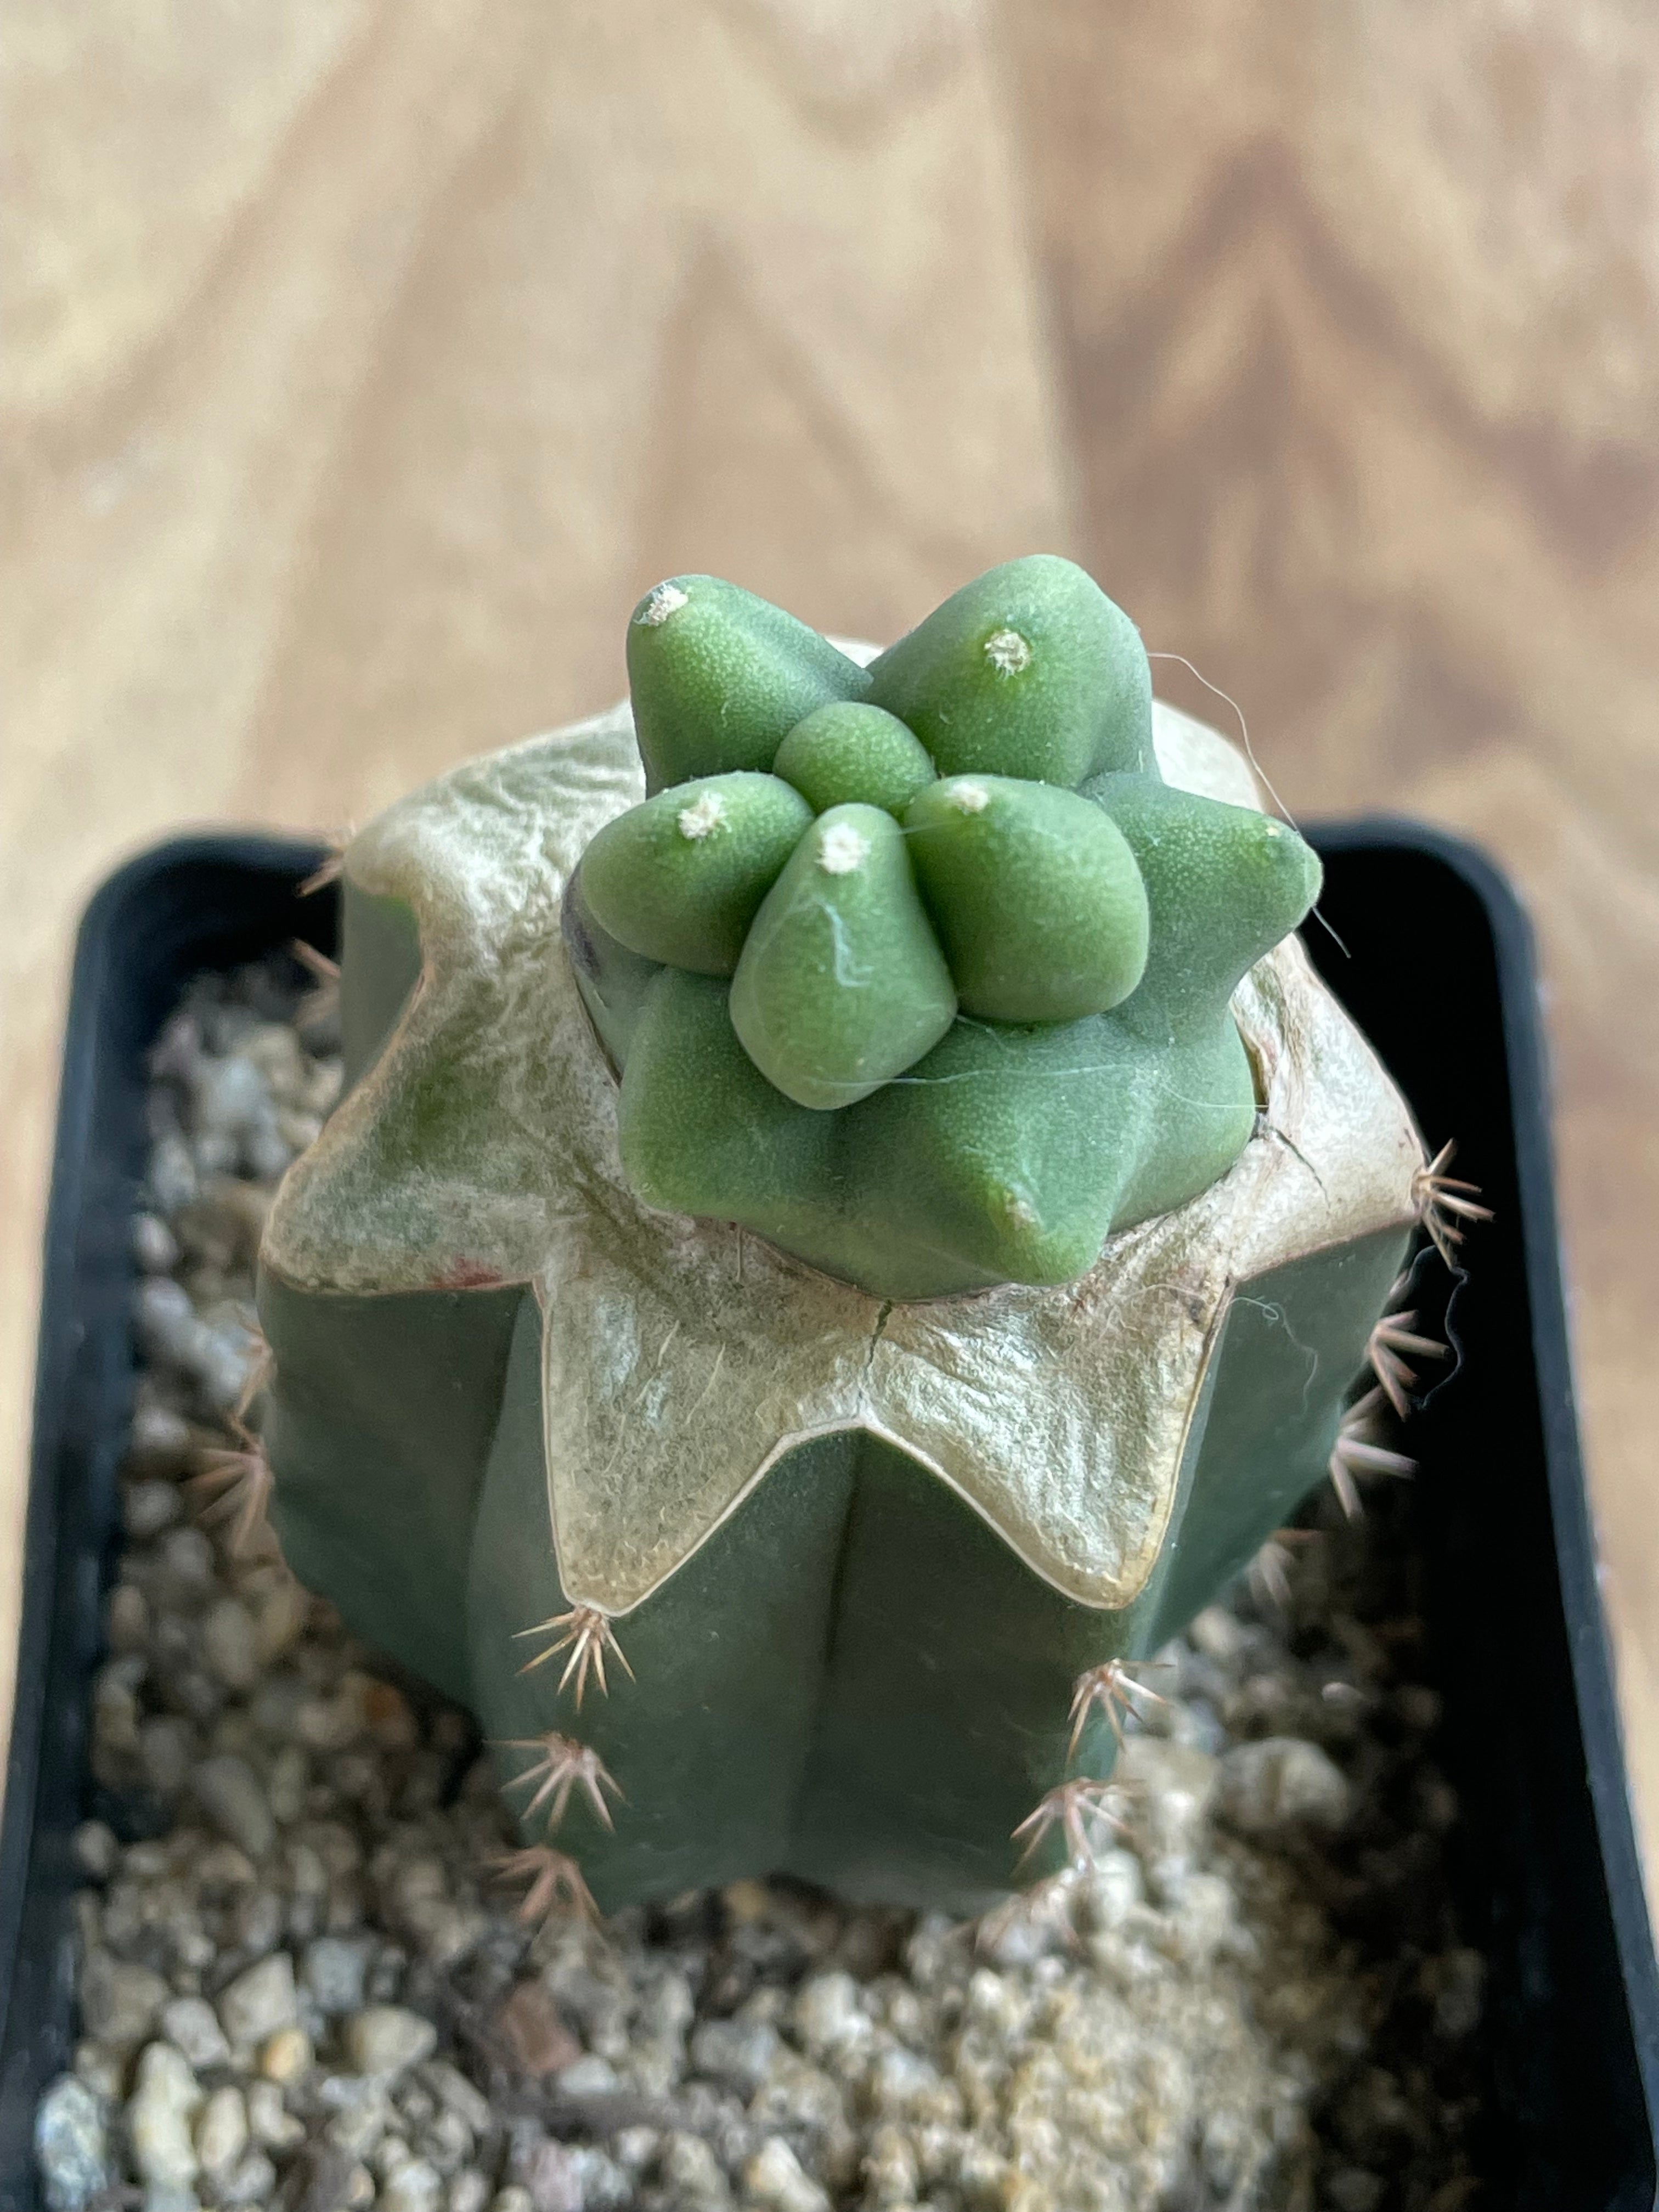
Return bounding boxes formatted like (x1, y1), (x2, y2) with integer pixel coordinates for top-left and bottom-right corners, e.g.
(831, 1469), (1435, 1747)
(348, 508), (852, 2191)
(570, 557), (1322, 1299)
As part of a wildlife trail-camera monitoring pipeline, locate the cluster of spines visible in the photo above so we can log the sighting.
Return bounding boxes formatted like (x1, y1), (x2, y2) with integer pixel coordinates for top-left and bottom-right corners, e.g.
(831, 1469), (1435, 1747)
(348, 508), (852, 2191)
(200, 1314), (622, 1929)
(989, 1140), (1490, 1939)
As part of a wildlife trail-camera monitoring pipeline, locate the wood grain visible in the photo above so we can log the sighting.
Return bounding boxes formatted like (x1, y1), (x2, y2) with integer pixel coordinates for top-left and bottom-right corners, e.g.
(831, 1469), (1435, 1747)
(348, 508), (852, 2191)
(5, 0), (1658, 1903)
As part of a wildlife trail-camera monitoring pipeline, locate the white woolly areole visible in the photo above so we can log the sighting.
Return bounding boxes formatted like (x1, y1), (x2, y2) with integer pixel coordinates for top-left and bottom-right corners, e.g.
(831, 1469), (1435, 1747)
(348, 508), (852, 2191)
(817, 821), (870, 874)
(635, 581), (689, 628)
(984, 628), (1032, 675)
(949, 781), (990, 814)
(676, 792), (726, 840)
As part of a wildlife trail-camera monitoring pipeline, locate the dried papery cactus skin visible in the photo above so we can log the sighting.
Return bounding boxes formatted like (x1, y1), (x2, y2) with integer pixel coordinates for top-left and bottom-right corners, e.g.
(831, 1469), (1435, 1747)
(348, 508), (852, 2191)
(257, 563), (1431, 1916)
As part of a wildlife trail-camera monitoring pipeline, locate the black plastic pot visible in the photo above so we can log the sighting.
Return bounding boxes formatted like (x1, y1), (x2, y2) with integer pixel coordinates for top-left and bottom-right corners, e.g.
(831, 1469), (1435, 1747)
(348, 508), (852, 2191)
(2, 827), (1656, 2209)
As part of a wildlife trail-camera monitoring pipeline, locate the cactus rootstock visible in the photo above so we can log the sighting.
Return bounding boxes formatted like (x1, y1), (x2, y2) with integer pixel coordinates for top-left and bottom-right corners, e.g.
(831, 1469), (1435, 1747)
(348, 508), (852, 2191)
(255, 555), (1454, 1918)
(570, 557), (1323, 1299)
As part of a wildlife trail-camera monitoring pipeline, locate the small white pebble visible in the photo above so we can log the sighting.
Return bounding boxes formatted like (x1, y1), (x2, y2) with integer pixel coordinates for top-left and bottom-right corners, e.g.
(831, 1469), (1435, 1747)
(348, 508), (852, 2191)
(72, 2044), (126, 2103)
(345, 2005), (438, 2079)
(35, 2072), (112, 2211)
(128, 2044), (202, 2187)
(816, 822), (870, 876)
(380, 2156), (443, 2212)
(216, 1951), (298, 2047)
(123, 1479), (181, 1539)
(133, 1214), (180, 1272)
(71, 1821), (119, 1881)
(611, 2128), (659, 2174)
(194, 2086), (249, 2178)
(247, 2080), (305, 2155)
(659, 2134), (725, 2199)
(676, 791), (726, 841)
(983, 628), (1032, 675)
(1219, 1736), (1351, 1833)
(635, 580), (689, 627)
(743, 2134), (829, 2212)
(447, 2171), (489, 2212)
(259, 2027), (313, 2083)
(791, 1972), (868, 2057)
(553, 2053), (619, 2098)
(219, 2148), (278, 2206)
(160, 1997), (231, 2072)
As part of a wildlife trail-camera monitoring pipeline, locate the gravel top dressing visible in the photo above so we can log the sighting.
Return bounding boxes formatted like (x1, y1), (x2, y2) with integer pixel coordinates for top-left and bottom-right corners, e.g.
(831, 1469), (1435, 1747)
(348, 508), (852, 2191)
(33, 962), (1485, 2212)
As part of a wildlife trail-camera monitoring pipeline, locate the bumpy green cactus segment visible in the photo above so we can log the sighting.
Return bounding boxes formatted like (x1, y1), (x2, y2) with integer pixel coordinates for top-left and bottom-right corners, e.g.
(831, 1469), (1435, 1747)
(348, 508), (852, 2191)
(852, 1013), (1148, 1288)
(728, 804), (957, 1110)
(771, 702), (937, 817)
(626, 575), (871, 793)
(1087, 774), (1323, 1034)
(612, 964), (1227, 1299)
(582, 776), (1324, 1294)
(904, 774), (1150, 1022)
(866, 555), (1153, 786)
(578, 772), (814, 977)
(617, 968), (840, 1256)
(257, 1272), (525, 1708)
(586, 562), (1323, 1290)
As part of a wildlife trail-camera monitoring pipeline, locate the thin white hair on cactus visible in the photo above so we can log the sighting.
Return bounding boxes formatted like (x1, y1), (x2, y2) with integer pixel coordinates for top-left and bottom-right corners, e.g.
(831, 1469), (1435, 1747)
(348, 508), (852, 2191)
(514, 1605), (635, 1707)
(1012, 1778), (1135, 1871)
(488, 1845), (598, 1925)
(1412, 1141), (1493, 1268)
(496, 1731), (622, 1832)
(1066, 1658), (1170, 1758)
(1327, 1388), (1415, 1522)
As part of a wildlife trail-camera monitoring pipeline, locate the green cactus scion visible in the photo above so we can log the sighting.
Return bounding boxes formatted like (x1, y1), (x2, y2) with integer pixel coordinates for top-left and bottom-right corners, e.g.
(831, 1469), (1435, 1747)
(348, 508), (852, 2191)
(257, 558), (1430, 1917)
(568, 560), (1327, 1299)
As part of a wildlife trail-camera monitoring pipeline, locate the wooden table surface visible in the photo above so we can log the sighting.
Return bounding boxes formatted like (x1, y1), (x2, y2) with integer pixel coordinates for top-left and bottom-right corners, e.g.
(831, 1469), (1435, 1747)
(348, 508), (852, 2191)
(6, 2), (1658, 1899)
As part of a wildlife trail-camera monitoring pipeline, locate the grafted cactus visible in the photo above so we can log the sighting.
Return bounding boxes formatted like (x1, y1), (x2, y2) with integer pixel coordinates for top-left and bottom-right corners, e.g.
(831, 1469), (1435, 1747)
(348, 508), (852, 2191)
(257, 560), (1432, 1917)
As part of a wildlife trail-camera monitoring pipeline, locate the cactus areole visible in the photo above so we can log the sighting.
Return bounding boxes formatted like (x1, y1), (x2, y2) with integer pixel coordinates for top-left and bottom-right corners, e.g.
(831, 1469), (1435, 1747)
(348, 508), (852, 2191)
(258, 558), (1427, 1914)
